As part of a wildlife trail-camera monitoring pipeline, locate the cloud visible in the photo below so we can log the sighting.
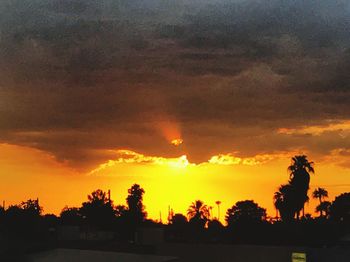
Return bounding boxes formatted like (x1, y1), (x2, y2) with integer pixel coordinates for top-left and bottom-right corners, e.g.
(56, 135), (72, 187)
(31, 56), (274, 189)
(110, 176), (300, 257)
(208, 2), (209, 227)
(88, 150), (191, 175)
(277, 120), (350, 136)
(1, 0), (350, 169)
(88, 149), (287, 176)
(208, 154), (242, 166)
(208, 152), (286, 166)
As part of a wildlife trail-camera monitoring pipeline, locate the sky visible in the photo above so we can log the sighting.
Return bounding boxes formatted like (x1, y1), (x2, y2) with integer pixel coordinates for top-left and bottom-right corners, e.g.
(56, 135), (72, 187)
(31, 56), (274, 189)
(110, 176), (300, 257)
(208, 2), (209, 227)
(0, 0), (350, 222)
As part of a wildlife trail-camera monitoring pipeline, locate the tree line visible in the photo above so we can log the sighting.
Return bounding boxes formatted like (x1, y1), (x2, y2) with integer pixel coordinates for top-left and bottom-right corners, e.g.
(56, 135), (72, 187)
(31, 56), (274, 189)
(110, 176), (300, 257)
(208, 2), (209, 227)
(0, 155), (349, 246)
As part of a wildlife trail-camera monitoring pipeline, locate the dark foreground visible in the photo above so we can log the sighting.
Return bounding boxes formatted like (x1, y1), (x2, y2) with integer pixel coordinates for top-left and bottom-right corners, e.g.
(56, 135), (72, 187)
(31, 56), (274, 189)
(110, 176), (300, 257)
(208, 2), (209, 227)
(2, 242), (349, 262)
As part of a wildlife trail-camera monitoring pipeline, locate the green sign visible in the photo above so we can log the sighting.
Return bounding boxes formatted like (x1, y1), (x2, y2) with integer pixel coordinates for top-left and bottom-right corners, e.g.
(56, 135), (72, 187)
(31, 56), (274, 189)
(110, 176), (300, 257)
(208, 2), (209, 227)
(292, 252), (306, 262)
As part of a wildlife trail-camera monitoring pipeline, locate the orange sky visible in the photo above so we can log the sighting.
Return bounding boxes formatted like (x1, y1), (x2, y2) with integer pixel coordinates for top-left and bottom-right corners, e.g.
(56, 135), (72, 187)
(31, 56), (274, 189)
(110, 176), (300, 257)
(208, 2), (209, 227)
(1, 0), (350, 226)
(1, 143), (348, 224)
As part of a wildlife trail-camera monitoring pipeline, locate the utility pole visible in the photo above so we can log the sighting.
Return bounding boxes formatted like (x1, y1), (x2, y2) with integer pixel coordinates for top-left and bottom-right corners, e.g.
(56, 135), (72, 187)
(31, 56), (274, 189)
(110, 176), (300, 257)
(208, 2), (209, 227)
(215, 201), (221, 220)
(167, 206), (174, 224)
(209, 206), (213, 220)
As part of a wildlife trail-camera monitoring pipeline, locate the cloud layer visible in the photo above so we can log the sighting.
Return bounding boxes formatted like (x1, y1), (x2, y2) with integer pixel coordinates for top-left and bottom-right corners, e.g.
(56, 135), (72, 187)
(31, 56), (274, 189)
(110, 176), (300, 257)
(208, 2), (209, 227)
(1, 0), (350, 169)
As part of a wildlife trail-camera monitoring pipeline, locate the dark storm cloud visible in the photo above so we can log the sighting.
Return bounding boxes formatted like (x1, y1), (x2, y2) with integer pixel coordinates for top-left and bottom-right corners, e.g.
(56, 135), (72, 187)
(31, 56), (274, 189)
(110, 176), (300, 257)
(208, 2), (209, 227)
(1, 0), (350, 168)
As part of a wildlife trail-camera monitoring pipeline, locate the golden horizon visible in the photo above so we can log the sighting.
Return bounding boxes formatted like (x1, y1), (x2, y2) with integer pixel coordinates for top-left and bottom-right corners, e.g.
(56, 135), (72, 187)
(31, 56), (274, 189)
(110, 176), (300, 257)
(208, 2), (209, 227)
(1, 143), (348, 224)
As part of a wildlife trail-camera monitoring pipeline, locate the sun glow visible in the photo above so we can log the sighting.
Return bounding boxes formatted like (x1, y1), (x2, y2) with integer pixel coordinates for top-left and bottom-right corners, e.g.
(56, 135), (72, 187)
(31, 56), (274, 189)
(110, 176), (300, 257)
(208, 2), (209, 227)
(1, 144), (349, 224)
(88, 150), (191, 175)
(168, 155), (189, 168)
(155, 118), (182, 146)
(171, 138), (183, 146)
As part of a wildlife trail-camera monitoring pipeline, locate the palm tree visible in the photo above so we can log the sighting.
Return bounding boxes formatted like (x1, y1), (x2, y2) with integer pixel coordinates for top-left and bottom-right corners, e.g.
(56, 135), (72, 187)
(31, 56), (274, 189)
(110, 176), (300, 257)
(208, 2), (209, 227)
(215, 201), (221, 220)
(273, 191), (283, 219)
(187, 200), (210, 221)
(313, 187), (328, 204)
(312, 187), (328, 217)
(316, 201), (331, 218)
(287, 155), (314, 219)
(273, 184), (294, 222)
(288, 155), (315, 178)
(302, 195), (310, 217)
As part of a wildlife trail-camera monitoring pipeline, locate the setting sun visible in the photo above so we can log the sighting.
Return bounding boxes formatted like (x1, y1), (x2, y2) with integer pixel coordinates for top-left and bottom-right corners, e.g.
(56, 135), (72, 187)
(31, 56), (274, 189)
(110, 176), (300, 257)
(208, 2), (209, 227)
(171, 138), (184, 146)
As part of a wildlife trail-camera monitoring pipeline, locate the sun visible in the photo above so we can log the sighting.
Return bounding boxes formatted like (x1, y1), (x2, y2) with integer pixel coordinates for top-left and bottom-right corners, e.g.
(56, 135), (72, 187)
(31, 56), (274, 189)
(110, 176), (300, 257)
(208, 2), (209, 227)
(171, 138), (183, 146)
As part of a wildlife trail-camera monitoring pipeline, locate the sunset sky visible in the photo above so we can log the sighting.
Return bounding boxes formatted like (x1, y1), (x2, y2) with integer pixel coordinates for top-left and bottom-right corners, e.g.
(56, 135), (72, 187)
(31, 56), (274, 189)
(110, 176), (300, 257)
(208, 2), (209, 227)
(0, 0), (350, 222)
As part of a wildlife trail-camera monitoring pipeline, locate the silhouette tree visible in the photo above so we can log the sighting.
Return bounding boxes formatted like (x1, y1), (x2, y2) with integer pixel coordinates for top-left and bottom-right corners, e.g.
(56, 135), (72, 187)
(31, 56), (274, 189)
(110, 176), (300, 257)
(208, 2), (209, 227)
(4, 205), (27, 235)
(19, 199), (43, 228)
(5, 205), (24, 219)
(313, 187), (328, 204)
(80, 189), (115, 228)
(274, 155), (315, 221)
(187, 200), (210, 222)
(115, 205), (128, 217)
(126, 184), (147, 225)
(207, 219), (224, 230)
(316, 201), (331, 218)
(301, 213), (313, 221)
(170, 213), (188, 230)
(21, 199), (42, 216)
(4, 201), (43, 238)
(43, 213), (58, 224)
(60, 206), (82, 225)
(168, 213), (188, 241)
(288, 155), (315, 177)
(225, 200), (266, 226)
(329, 192), (350, 222)
(301, 195), (310, 218)
(207, 219), (224, 242)
(313, 187), (328, 217)
(87, 189), (111, 204)
(273, 184), (295, 222)
(288, 155), (314, 219)
(171, 213), (188, 226)
(187, 200), (209, 239)
(273, 190), (283, 219)
(0, 205), (4, 219)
